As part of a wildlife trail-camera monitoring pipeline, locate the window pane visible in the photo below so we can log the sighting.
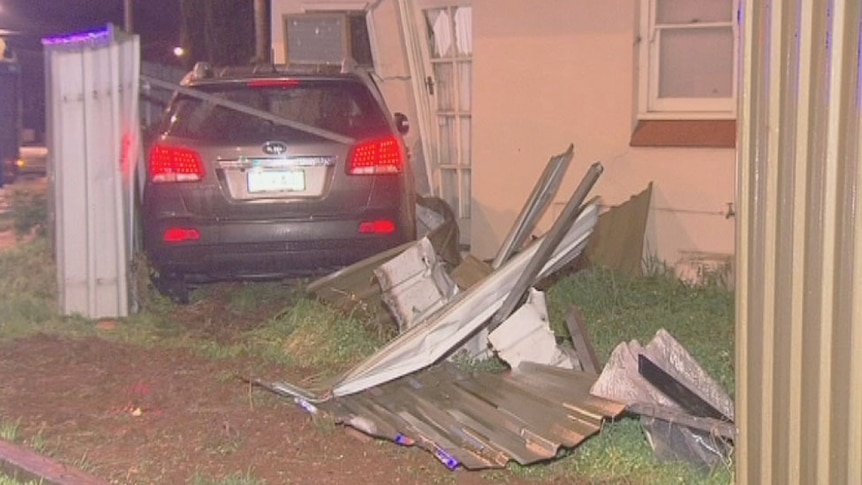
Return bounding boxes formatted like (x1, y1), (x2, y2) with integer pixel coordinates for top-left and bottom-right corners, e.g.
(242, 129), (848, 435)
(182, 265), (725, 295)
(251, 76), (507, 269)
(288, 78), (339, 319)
(462, 168), (471, 218)
(433, 62), (454, 110)
(441, 168), (459, 217)
(658, 27), (733, 98)
(656, 0), (731, 25)
(438, 116), (455, 165)
(458, 61), (471, 110)
(460, 116), (471, 166)
(425, 8), (452, 58)
(454, 7), (472, 56)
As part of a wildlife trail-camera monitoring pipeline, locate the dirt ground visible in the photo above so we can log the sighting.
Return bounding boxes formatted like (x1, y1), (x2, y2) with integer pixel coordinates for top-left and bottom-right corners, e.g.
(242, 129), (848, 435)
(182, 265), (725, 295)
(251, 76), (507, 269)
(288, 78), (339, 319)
(3, 332), (572, 485)
(0, 183), (580, 484)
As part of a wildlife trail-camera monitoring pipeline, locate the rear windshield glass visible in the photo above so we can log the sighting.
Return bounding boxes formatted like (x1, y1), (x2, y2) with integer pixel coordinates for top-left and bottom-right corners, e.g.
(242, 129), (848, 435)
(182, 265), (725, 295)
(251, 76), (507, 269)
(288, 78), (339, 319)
(161, 79), (390, 142)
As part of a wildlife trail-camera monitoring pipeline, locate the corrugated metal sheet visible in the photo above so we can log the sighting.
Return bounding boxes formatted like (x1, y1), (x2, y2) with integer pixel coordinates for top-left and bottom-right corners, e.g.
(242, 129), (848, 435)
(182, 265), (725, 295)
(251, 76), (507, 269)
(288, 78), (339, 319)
(319, 362), (624, 470)
(737, 1), (862, 484)
(46, 26), (140, 319)
(330, 202), (598, 397)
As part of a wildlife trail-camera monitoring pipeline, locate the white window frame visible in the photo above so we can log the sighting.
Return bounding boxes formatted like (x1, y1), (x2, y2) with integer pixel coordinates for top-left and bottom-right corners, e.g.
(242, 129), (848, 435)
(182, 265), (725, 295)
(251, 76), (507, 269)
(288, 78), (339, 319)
(637, 0), (739, 120)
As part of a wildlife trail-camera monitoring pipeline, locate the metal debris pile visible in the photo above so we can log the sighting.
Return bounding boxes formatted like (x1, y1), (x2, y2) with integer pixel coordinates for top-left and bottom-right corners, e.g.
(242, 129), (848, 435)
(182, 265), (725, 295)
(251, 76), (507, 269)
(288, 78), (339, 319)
(255, 144), (735, 472)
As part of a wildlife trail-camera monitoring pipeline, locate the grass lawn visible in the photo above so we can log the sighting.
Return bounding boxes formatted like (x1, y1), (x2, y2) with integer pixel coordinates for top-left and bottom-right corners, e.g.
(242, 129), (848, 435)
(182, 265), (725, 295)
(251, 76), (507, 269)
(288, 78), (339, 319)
(0, 186), (735, 485)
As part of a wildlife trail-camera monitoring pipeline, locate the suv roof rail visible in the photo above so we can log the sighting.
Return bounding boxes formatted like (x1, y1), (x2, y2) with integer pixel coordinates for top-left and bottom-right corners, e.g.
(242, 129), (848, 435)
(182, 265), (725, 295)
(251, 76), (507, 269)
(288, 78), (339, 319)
(340, 57), (358, 74)
(192, 61), (213, 78)
(180, 58), (370, 84)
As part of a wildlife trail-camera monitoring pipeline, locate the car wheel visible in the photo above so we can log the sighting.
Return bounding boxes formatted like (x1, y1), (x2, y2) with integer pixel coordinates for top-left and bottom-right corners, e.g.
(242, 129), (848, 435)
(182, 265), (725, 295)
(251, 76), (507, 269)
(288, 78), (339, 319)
(151, 272), (190, 304)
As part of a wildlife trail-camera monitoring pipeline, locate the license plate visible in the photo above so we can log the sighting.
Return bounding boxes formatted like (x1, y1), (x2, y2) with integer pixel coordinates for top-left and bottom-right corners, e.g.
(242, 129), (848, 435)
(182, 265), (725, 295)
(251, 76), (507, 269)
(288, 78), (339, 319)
(247, 169), (306, 193)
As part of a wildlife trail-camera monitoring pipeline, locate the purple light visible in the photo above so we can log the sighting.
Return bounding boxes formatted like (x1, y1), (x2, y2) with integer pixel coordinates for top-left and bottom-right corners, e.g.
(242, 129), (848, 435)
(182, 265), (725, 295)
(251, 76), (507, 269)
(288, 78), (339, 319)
(42, 27), (112, 48)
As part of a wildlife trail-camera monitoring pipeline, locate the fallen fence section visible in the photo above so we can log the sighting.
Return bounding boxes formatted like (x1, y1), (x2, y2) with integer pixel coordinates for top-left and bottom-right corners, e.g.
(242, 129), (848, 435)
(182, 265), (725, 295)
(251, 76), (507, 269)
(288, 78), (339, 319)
(330, 202), (598, 397)
(258, 146), (619, 469)
(317, 362), (625, 470)
(374, 237), (460, 333)
(591, 329), (735, 470)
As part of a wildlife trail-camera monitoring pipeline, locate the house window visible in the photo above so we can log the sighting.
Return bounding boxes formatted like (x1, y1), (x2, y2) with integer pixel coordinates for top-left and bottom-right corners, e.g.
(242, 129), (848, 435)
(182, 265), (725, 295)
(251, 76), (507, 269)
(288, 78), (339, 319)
(636, 0), (738, 122)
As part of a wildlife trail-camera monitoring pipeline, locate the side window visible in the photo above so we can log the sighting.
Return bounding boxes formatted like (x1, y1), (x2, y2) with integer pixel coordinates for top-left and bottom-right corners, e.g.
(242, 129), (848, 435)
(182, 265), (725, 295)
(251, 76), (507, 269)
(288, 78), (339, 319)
(632, 0), (738, 147)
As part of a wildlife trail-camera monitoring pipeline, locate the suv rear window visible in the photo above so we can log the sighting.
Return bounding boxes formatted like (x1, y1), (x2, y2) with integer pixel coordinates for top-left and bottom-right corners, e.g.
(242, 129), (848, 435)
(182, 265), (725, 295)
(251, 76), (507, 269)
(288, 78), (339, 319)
(162, 79), (391, 142)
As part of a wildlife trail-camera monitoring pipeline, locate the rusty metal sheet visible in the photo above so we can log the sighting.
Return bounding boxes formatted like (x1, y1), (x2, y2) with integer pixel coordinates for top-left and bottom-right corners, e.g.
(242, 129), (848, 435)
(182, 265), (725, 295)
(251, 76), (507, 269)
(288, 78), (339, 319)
(316, 362), (624, 470)
(564, 306), (601, 374)
(583, 182), (652, 276)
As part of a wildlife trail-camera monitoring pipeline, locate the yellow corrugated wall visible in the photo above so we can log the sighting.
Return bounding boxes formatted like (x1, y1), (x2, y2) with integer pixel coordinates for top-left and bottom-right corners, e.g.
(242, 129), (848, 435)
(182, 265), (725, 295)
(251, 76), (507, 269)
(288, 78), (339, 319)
(737, 0), (862, 484)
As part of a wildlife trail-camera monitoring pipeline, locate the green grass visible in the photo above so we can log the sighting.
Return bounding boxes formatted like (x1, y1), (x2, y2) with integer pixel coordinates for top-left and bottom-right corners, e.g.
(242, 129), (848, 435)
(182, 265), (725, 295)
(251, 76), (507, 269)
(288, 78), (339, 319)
(542, 265), (735, 484)
(547, 264), (735, 394)
(0, 419), (20, 441)
(0, 474), (43, 485)
(247, 297), (386, 371)
(0, 192), (736, 484)
(1, 186), (48, 237)
(0, 417), (57, 485)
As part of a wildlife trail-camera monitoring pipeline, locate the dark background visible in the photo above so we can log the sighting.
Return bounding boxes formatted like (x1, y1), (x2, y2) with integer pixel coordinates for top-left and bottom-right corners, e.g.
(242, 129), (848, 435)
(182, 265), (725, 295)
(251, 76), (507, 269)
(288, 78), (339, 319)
(0, 0), (255, 139)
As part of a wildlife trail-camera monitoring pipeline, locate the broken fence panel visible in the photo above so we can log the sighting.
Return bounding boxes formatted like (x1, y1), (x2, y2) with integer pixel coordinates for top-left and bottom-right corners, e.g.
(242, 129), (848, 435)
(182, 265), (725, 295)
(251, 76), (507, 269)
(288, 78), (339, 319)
(488, 288), (575, 370)
(564, 305), (601, 374)
(489, 161), (603, 331)
(374, 237), (459, 332)
(491, 145), (573, 269)
(329, 202), (599, 397)
(318, 362), (624, 470)
(590, 329), (735, 471)
(637, 354), (730, 421)
(626, 402), (736, 440)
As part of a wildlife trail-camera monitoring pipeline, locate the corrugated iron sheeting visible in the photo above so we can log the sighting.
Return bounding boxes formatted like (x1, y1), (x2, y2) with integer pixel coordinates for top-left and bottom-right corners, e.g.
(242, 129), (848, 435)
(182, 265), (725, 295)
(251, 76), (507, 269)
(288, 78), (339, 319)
(737, 1), (862, 484)
(319, 362), (624, 470)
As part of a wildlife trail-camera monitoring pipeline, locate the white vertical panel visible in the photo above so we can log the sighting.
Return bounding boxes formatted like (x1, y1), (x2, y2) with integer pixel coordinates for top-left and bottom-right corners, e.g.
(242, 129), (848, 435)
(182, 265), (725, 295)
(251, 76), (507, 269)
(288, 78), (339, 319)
(45, 26), (140, 319)
(737, 1), (862, 484)
(51, 47), (89, 315)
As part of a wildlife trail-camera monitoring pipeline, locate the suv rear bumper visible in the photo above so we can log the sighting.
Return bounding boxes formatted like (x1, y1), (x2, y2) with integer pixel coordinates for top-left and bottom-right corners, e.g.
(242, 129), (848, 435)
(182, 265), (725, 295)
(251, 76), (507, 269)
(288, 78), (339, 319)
(144, 214), (414, 281)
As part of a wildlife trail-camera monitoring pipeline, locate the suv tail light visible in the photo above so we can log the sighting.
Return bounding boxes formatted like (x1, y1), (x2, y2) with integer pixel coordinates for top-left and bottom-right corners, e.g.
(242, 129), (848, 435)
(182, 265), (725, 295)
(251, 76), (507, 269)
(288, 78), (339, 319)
(246, 79), (300, 88)
(359, 219), (396, 234)
(149, 144), (205, 182)
(347, 136), (403, 175)
(163, 227), (201, 243)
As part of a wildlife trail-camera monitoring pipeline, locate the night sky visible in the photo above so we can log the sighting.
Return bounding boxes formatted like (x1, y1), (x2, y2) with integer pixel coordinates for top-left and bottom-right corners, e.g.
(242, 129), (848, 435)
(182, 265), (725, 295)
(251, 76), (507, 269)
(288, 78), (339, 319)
(1, 0), (181, 40)
(1, 0), (183, 137)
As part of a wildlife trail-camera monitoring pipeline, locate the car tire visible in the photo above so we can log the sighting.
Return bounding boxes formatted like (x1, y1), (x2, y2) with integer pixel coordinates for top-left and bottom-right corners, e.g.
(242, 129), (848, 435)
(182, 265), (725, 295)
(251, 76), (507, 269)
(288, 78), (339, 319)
(151, 272), (191, 304)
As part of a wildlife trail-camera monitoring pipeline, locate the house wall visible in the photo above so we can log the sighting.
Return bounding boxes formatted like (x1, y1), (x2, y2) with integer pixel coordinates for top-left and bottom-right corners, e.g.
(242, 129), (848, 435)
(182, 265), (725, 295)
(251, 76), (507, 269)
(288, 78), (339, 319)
(270, 0), (736, 274)
(470, 0), (735, 274)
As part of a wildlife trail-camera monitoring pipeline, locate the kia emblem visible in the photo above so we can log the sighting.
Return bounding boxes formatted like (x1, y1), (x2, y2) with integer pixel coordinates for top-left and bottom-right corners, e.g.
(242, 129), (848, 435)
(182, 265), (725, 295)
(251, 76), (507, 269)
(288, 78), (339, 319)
(262, 141), (288, 156)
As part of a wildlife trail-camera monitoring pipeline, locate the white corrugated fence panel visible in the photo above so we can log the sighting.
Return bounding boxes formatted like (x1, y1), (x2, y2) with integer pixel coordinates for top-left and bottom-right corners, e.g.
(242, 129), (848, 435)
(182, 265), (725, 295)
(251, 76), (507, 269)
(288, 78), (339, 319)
(45, 26), (140, 319)
(737, 1), (862, 484)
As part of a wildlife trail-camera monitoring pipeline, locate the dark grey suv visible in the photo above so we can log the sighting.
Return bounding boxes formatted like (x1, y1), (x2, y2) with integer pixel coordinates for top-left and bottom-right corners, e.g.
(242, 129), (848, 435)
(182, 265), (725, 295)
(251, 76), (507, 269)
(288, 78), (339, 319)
(142, 62), (416, 300)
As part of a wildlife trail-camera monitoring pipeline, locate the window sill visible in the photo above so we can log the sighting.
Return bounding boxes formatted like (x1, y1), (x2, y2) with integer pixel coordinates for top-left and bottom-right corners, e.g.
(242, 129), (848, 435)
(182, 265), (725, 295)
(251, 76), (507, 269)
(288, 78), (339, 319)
(630, 119), (736, 148)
